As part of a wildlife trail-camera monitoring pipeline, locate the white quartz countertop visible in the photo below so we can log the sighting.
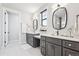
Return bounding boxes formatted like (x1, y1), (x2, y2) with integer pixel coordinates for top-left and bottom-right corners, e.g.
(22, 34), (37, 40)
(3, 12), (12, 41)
(41, 34), (79, 42)
(34, 35), (41, 39)
(26, 32), (40, 34)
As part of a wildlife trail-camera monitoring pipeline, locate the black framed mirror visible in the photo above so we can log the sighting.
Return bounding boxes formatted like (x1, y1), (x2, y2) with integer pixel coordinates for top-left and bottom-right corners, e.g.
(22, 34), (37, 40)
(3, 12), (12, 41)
(52, 7), (67, 30)
(33, 19), (38, 31)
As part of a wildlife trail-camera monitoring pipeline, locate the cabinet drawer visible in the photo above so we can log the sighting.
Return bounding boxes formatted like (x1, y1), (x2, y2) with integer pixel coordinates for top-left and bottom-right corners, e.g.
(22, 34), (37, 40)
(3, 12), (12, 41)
(46, 37), (61, 45)
(63, 48), (79, 56)
(40, 40), (45, 47)
(41, 36), (45, 41)
(63, 40), (79, 51)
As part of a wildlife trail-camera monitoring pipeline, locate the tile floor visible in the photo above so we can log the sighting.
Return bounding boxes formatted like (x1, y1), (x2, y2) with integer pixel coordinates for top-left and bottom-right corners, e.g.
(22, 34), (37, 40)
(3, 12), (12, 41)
(0, 41), (42, 56)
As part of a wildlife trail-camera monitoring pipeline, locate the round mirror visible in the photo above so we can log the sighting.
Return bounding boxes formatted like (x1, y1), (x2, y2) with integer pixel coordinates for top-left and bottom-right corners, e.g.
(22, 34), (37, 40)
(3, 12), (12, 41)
(52, 7), (67, 30)
(33, 19), (38, 31)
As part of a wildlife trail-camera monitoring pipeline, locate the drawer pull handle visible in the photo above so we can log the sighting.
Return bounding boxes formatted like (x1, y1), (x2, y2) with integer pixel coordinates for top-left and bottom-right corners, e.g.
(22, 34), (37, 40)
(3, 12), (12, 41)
(68, 44), (72, 46)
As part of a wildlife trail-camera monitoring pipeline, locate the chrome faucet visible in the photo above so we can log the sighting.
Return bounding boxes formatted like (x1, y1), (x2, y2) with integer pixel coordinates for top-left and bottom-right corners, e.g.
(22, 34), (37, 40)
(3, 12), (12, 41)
(56, 30), (59, 36)
(68, 28), (72, 37)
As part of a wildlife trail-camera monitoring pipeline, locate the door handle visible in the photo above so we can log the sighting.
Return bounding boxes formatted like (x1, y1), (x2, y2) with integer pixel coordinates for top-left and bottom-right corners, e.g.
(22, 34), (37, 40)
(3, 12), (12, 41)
(4, 32), (6, 34)
(4, 32), (10, 34)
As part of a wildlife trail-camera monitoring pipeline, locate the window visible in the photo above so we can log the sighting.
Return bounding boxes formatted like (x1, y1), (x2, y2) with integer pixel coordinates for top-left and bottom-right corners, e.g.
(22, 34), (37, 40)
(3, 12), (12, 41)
(41, 9), (47, 26)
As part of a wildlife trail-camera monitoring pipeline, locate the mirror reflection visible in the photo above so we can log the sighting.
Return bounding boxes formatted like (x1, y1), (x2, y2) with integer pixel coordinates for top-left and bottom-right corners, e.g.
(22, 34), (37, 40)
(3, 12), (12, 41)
(33, 19), (38, 31)
(52, 7), (67, 30)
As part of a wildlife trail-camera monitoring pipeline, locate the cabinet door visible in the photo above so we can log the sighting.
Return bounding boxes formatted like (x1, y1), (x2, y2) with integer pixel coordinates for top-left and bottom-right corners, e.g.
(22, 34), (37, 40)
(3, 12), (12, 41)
(27, 34), (30, 44)
(41, 47), (46, 56)
(33, 37), (40, 48)
(63, 48), (79, 56)
(26, 33), (28, 43)
(27, 34), (33, 46)
(40, 40), (45, 47)
(46, 42), (61, 56)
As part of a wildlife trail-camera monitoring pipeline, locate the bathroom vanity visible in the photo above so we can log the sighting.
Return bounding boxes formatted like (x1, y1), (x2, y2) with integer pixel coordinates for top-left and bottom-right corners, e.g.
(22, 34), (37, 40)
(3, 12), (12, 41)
(26, 33), (40, 48)
(40, 34), (79, 56)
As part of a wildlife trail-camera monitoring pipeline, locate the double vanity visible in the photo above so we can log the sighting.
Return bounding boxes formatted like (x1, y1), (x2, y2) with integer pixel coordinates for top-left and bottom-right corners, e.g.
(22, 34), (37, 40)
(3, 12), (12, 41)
(26, 33), (79, 56)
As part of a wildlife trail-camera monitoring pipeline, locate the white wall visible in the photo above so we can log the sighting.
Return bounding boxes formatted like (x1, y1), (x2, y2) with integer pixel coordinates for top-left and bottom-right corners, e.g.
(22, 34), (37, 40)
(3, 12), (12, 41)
(0, 8), (4, 49)
(21, 12), (32, 33)
(32, 3), (79, 36)
(0, 4), (3, 48)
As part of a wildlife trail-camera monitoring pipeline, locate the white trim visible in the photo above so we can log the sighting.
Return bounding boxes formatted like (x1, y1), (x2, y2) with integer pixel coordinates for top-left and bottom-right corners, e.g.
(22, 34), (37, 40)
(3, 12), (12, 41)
(2, 7), (22, 47)
(2, 7), (20, 14)
(2, 8), (5, 48)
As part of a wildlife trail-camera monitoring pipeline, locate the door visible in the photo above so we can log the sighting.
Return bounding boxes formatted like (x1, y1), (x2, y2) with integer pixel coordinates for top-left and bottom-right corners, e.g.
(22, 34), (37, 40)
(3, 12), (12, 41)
(4, 11), (9, 47)
(27, 34), (33, 46)
(40, 40), (46, 56)
(63, 48), (79, 56)
(8, 12), (19, 44)
(41, 47), (46, 56)
(40, 40), (45, 47)
(0, 9), (3, 48)
(46, 42), (61, 56)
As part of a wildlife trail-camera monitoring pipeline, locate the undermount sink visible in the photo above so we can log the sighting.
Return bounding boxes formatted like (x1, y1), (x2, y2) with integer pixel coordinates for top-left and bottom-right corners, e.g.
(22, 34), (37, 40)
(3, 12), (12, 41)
(60, 35), (74, 38)
(34, 33), (40, 34)
(51, 34), (74, 38)
(51, 34), (57, 36)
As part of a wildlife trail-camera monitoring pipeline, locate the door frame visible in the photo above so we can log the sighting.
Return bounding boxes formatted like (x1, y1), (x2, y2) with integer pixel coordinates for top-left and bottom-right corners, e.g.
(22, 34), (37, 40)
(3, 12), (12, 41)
(2, 7), (22, 47)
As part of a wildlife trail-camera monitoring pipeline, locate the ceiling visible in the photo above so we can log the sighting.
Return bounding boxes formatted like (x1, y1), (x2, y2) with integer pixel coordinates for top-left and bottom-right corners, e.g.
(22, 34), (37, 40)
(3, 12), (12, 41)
(2, 3), (46, 14)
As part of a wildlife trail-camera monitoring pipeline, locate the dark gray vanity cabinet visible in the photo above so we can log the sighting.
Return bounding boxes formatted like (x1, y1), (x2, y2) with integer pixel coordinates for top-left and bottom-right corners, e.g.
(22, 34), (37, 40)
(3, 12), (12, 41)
(45, 37), (61, 56)
(33, 37), (40, 48)
(26, 33), (40, 47)
(40, 36), (62, 56)
(26, 33), (34, 46)
(40, 36), (46, 56)
(40, 35), (79, 56)
(46, 42), (61, 56)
